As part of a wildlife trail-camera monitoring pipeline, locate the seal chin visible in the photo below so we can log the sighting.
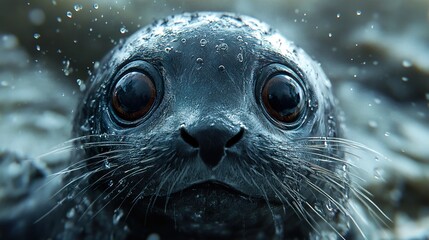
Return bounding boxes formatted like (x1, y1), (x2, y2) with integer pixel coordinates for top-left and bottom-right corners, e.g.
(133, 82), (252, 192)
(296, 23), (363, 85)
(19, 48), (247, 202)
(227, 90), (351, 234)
(141, 181), (280, 238)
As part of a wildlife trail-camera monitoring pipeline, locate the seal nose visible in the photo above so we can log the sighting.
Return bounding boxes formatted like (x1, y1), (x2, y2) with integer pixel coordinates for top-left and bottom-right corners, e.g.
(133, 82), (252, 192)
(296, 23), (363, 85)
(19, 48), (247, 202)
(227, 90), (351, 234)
(180, 125), (244, 168)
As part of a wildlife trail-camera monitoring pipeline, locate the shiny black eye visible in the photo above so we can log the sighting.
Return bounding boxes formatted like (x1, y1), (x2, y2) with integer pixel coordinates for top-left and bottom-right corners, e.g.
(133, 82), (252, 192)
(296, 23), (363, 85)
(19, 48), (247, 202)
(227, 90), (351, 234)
(112, 71), (156, 121)
(261, 74), (304, 123)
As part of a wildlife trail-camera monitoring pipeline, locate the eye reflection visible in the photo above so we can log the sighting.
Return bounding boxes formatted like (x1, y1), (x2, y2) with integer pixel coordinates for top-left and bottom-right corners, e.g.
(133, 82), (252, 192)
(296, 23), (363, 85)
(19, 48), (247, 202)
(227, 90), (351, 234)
(261, 73), (304, 123)
(111, 71), (156, 122)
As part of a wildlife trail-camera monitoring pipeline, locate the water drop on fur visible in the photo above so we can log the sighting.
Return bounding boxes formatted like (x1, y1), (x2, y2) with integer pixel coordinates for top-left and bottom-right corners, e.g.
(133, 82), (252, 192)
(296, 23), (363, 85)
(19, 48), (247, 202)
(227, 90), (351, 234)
(113, 208), (124, 225)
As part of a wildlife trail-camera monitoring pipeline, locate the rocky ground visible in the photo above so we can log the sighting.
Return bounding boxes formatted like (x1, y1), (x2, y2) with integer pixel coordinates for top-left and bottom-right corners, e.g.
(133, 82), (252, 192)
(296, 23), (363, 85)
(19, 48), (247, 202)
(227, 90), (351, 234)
(0, 0), (428, 239)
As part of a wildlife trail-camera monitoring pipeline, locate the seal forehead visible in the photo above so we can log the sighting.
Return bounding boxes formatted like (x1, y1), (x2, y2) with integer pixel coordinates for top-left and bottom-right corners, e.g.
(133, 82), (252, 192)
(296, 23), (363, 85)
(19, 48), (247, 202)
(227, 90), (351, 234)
(116, 12), (300, 66)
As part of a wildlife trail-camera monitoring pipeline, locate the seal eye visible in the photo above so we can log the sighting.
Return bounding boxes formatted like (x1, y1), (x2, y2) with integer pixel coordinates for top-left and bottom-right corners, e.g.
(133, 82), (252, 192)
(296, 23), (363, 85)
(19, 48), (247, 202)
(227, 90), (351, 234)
(261, 74), (304, 123)
(112, 71), (156, 121)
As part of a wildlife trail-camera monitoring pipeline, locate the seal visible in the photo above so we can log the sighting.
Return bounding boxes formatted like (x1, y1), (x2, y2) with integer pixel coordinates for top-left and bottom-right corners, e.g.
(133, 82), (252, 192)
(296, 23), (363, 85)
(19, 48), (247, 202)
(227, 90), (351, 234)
(59, 12), (351, 240)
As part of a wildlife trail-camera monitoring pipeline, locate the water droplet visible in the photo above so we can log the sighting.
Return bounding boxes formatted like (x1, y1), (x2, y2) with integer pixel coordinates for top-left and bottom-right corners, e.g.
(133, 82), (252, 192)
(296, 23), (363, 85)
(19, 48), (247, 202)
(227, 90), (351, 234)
(93, 3), (99, 9)
(113, 208), (124, 225)
(56, 17), (62, 23)
(402, 60), (412, 68)
(120, 27), (128, 34)
(93, 61), (100, 69)
(0, 81), (9, 87)
(66, 11), (73, 18)
(73, 4), (83, 12)
(196, 58), (203, 64)
(33, 33), (41, 39)
(384, 131), (390, 137)
(401, 77), (409, 82)
(328, 33), (332, 38)
(104, 160), (113, 169)
(314, 202), (323, 214)
(218, 65), (225, 72)
(76, 79), (86, 92)
(325, 200), (333, 211)
(336, 13), (341, 18)
(181, 38), (186, 43)
(368, 120), (378, 128)
(80, 120), (90, 132)
(200, 38), (207, 47)
(237, 53), (244, 63)
(373, 167), (384, 180)
(62, 60), (73, 76)
(36, 45), (41, 51)
(236, 35), (243, 41)
(89, 99), (96, 107)
(216, 43), (229, 51)
(356, 10), (362, 16)
(28, 8), (46, 26)
(67, 208), (76, 218)
(389, 188), (402, 203)
(147, 233), (161, 240)
(374, 98), (381, 104)
(108, 180), (114, 187)
(164, 47), (172, 53)
(66, 191), (75, 200)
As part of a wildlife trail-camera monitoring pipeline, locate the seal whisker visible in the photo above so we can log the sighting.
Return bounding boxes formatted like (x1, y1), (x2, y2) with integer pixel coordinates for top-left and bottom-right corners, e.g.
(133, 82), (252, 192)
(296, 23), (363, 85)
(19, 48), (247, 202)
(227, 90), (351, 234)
(35, 135), (130, 158)
(248, 169), (274, 215)
(149, 167), (175, 209)
(50, 148), (133, 177)
(350, 185), (391, 225)
(49, 170), (96, 199)
(68, 165), (127, 206)
(86, 180), (130, 222)
(164, 161), (189, 206)
(289, 148), (354, 168)
(304, 201), (347, 240)
(306, 161), (390, 234)
(162, 166), (189, 214)
(34, 196), (69, 223)
(297, 137), (388, 160)
(262, 171), (306, 225)
(304, 178), (370, 240)
(120, 165), (157, 222)
(78, 180), (116, 221)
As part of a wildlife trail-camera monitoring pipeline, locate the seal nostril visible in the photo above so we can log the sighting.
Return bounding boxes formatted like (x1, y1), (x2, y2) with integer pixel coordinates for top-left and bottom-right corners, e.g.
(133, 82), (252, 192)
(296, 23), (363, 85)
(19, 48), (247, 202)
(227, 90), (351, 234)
(225, 127), (245, 148)
(180, 126), (199, 148)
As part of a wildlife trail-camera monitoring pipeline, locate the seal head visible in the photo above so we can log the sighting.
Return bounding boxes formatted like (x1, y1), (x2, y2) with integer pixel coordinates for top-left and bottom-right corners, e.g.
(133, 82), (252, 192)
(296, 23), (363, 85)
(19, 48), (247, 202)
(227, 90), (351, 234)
(73, 12), (348, 239)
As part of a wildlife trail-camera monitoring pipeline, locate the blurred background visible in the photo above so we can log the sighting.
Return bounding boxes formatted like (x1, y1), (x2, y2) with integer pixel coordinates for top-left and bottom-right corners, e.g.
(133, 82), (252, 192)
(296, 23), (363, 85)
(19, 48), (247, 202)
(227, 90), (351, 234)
(0, 0), (428, 239)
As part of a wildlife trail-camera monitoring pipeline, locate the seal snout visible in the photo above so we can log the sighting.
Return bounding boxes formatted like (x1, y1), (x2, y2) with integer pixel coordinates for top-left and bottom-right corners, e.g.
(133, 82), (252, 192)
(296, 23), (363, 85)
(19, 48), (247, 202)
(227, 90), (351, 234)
(180, 125), (244, 168)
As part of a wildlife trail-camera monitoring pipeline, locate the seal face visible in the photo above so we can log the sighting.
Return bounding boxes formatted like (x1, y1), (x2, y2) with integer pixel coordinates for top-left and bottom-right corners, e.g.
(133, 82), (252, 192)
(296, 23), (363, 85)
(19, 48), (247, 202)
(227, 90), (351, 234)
(70, 12), (348, 239)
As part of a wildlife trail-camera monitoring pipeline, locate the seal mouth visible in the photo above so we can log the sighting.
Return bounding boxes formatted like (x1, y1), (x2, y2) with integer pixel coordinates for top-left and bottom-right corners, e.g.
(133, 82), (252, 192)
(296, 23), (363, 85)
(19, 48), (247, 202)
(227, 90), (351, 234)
(149, 179), (284, 207)
(138, 180), (280, 238)
(169, 180), (248, 198)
